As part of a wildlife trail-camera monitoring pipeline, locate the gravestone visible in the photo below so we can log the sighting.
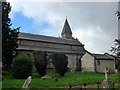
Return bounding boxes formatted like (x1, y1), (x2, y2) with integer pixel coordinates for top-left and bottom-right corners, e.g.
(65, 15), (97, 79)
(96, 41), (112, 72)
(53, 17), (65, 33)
(54, 77), (58, 82)
(22, 76), (32, 88)
(115, 69), (119, 74)
(100, 68), (114, 88)
(41, 75), (52, 80)
(104, 67), (109, 80)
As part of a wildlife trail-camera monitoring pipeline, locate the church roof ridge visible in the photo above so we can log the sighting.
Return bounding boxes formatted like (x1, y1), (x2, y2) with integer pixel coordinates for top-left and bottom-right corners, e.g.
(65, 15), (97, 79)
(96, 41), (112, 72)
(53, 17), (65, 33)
(85, 51), (114, 60)
(19, 32), (60, 39)
(93, 53), (114, 60)
(19, 32), (76, 41)
(18, 32), (83, 46)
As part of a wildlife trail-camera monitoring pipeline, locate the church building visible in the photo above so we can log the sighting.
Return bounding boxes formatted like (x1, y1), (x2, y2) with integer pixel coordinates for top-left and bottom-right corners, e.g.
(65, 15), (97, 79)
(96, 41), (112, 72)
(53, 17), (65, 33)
(81, 51), (116, 73)
(17, 19), (86, 71)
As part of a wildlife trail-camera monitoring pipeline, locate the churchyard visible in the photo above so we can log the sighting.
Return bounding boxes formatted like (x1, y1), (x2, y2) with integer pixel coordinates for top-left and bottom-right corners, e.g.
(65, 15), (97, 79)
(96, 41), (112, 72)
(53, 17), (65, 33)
(2, 51), (120, 89)
(2, 1), (120, 89)
(2, 71), (120, 88)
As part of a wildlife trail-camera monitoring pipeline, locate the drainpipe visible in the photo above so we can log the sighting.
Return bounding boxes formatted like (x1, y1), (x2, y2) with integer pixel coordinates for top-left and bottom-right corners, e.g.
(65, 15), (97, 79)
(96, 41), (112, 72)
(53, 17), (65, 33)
(94, 59), (96, 72)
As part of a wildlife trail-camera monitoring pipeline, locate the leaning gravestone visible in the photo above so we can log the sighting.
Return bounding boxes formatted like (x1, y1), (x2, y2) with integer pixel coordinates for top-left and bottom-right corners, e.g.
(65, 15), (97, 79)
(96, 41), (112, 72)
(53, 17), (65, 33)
(22, 76), (32, 88)
(100, 68), (114, 88)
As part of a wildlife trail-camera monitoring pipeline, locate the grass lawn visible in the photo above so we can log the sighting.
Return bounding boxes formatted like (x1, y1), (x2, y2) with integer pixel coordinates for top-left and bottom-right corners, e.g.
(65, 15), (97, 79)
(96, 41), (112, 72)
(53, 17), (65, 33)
(2, 71), (119, 88)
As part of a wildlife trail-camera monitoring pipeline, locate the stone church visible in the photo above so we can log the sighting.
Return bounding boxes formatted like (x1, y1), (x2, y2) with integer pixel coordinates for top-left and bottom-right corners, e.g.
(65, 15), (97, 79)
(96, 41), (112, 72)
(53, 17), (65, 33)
(17, 19), (86, 71)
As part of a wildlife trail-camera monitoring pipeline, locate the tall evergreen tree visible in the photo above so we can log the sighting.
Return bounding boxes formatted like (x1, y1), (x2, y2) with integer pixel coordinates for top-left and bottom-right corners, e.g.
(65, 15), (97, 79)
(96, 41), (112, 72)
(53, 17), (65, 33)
(50, 53), (68, 76)
(33, 51), (47, 77)
(2, 2), (20, 71)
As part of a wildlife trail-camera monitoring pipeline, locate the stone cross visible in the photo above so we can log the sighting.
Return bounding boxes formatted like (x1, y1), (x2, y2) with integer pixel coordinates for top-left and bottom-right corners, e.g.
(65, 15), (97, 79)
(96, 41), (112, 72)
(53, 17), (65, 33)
(104, 68), (109, 80)
(22, 76), (32, 88)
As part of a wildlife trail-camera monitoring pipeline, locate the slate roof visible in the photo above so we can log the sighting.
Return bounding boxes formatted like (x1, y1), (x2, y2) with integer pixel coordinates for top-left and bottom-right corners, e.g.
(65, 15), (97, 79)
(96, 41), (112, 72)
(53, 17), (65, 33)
(61, 19), (72, 35)
(18, 32), (83, 46)
(93, 54), (115, 60)
(86, 51), (115, 60)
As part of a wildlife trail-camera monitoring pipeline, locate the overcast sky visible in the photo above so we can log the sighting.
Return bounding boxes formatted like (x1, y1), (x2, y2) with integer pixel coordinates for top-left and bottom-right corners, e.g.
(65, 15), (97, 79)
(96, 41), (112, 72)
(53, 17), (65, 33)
(7, 0), (118, 54)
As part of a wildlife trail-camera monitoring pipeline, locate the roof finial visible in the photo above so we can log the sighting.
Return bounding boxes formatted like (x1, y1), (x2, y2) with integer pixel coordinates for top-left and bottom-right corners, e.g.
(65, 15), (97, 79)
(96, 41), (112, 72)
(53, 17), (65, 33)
(66, 16), (67, 19)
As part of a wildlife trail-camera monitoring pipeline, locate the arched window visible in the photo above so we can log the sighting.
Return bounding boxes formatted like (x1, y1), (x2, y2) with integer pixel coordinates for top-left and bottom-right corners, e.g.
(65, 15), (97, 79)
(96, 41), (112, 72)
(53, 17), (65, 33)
(97, 61), (100, 65)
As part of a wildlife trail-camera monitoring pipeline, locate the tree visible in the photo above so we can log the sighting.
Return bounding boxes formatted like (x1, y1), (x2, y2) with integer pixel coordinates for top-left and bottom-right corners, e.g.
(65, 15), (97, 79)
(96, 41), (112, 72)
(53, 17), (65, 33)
(33, 51), (47, 77)
(12, 55), (33, 79)
(50, 53), (68, 76)
(111, 39), (120, 56)
(116, 11), (120, 20)
(110, 7), (120, 71)
(2, 2), (20, 71)
(110, 39), (120, 70)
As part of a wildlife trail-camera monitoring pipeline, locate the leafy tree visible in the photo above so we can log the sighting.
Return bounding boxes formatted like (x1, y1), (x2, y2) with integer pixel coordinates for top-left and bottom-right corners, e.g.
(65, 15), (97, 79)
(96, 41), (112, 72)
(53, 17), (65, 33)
(33, 51), (47, 77)
(2, 2), (20, 71)
(50, 53), (68, 76)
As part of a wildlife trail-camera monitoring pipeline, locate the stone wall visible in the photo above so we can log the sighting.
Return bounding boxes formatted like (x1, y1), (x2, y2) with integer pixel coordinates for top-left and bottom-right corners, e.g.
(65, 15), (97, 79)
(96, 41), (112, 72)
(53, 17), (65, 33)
(66, 54), (77, 72)
(66, 54), (83, 71)
(18, 50), (82, 72)
(62, 33), (72, 39)
(96, 60), (115, 73)
(81, 52), (95, 72)
(18, 50), (34, 58)
(17, 39), (86, 72)
(19, 39), (83, 51)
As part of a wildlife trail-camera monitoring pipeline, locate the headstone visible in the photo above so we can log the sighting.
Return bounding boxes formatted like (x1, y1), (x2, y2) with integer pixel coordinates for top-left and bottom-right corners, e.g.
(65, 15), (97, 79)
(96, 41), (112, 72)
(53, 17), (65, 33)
(115, 69), (118, 74)
(104, 68), (109, 80)
(100, 68), (114, 88)
(22, 76), (32, 88)
(41, 75), (52, 80)
(54, 77), (58, 82)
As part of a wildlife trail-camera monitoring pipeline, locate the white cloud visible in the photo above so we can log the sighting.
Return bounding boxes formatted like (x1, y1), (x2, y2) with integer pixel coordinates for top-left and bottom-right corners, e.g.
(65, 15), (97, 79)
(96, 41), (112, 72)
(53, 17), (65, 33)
(73, 26), (115, 53)
(7, 2), (118, 54)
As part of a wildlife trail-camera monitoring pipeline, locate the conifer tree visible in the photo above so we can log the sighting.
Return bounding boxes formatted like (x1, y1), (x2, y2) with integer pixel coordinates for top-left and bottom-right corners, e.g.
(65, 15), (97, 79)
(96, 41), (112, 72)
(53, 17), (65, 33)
(2, 2), (20, 71)
(50, 53), (68, 76)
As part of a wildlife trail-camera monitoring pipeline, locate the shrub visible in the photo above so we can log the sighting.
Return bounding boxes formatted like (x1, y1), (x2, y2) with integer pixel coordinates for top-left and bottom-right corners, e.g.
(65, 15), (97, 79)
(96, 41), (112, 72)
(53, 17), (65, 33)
(33, 51), (47, 77)
(50, 53), (68, 76)
(12, 55), (33, 79)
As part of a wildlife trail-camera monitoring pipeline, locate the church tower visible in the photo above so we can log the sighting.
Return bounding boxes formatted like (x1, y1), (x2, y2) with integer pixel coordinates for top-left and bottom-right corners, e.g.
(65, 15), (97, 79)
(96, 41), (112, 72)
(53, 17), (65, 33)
(61, 19), (73, 39)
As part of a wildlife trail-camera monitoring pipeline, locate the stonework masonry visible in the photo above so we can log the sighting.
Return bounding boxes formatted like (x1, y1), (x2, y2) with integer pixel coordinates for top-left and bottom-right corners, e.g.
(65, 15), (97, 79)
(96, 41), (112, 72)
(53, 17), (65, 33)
(81, 52), (116, 73)
(17, 19), (86, 71)
(17, 19), (116, 73)
(81, 52), (95, 72)
(96, 60), (115, 73)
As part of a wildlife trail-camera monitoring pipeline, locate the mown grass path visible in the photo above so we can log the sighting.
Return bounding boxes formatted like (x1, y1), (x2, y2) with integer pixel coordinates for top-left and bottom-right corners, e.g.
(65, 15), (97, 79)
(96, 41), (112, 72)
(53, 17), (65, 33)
(2, 71), (119, 88)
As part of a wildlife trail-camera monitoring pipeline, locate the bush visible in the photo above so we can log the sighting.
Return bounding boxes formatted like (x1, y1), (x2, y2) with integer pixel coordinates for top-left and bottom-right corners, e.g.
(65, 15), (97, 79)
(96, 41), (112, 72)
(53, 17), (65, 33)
(50, 53), (68, 76)
(12, 55), (33, 79)
(33, 51), (47, 77)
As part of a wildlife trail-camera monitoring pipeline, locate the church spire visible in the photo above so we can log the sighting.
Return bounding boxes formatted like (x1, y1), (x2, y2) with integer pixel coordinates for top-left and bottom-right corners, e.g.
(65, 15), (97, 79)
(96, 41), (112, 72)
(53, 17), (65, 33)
(61, 19), (73, 39)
